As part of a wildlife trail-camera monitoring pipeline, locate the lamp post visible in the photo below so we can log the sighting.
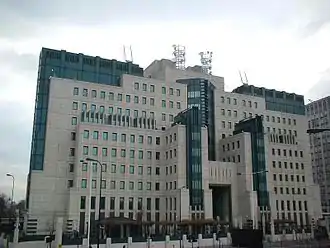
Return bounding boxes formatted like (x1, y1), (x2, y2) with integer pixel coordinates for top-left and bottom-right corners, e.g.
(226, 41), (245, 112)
(85, 158), (103, 248)
(80, 160), (93, 247)
(179, 186), (186, 248)
(237, 170), (268, 229)
(6, 173), (15, 204)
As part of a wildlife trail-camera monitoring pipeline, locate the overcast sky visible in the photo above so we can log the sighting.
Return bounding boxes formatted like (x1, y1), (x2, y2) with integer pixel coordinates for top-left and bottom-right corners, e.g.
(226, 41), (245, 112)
(1, 0), (330, 200)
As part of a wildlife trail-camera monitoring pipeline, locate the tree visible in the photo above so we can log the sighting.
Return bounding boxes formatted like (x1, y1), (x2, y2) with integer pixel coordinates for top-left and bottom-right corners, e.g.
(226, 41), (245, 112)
(0, 193), (26, 219)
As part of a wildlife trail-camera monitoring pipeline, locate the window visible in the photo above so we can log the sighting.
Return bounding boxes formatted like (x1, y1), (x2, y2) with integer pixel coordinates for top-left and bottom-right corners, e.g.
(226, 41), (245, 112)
(130, 135), (135, 143)
(147, 182), (152, 190)
(121, 149), (126, 157)
(80, 196), (86, 209)
(138, 135), (144, 143)
(72, 102), (78, 110)
(142, 83), (147, 91)
(100, 91), (105, 99)
(73, 87), (79, 95)
(177, 102), (181, 109)
(112, 133), (117, 141)
(142, 97), (147, 105)
(126, 95), (131, 103)
(162, 87), (166, 94)
(128, 165), (134, 174)
(92, 147), (98, 156)
(130, 150), (135, 158)
(71, 132), (76, 141)
(70, 148), (75, 156)
(138, 182), (143, 190)
(83, 146), (88, 155)
(102, 148), (108, 157)
(150, 85), (155, 92)
(103, 132), (108, 140)
(120, 181), (125, 190)
(129, 181), (134, 190)
(111, 164), (116, 173)
(81, 179), (87, 188)
(109, 92), (114, 100)
(150, 98), (155, 106)
(83, 88), (88, 97)
(117, 93), (123, 101)
(138, 150), (143, 159)
(162, 100), (166, 108)
(134, 96), (139, 104)
(93, 131), (99, 140)
(110, 181), (116, 189)
(108, 107), (113, 114)
(138, 166), (143, 175)
(134, 82), (139, 90)
(92, 180), (96, 189)
(176, 89), (181, 96)
(82, 163), (88, 171)
(92, 90), (97, 98)
(71, 117), (77, 125)
(111, 148), (117, 158)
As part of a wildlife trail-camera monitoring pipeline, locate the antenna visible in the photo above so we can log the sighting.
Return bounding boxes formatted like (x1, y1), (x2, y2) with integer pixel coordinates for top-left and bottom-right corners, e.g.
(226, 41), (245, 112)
(244, 72), (249, 83)
(123, 45), (133, 63)
(238, 70), (248, 85)
(172, 45), (186, 70)
(239, 70), (243, 84)
(130, 46), (134, 63)
(199, 51), (213, 75)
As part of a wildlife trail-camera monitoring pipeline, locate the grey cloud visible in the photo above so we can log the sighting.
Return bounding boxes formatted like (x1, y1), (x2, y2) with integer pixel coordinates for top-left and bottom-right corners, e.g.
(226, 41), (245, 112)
(306, 68), (330, 100)
(0, 50), (37, 200)
(0, 101), (32, 200)
(0, 0), (300, 39)
(0, 49), (38, 72)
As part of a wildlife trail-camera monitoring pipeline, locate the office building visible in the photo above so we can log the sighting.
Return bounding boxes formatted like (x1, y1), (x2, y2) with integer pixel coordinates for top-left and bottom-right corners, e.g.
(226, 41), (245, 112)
(25, 48), (322, 236)
(306, 97), (330, 213)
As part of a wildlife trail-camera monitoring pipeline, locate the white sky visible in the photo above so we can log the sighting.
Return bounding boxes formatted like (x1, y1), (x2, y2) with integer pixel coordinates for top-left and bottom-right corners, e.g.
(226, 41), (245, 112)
(1, 0), (330, 200)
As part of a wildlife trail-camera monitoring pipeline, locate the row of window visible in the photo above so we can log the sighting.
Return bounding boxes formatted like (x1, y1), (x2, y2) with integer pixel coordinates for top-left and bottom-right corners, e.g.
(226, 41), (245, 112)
(222, 141), (241, 152)
(275, 200), (308, 212)
(266, 127), (297, 137)
(220, 96), (258, 109)
(274, 186), (306, 195)
(80, 163), (161, 176)
(222, 155), (241, 163)
(80, 179), (162, 191)
(80, 196), (161, 211)
(268, 134), (296, 145)
(271, 148), (304, 158)
(265, 116), (297, 125)
(73, 84), (182, 100)
(77, 146), (177, 160)
(134, 82), (181, 97)
(272, 161), (304, 170)
(82, 130), (162, 145)
(273, 173), (305, 183)
(72, 96), (182, 111)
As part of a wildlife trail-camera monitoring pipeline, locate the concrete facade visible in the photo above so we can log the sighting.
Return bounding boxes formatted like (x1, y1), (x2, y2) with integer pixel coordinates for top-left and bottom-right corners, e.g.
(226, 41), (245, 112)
(306, 97), (330, 213)
(26, 58), (321, 235)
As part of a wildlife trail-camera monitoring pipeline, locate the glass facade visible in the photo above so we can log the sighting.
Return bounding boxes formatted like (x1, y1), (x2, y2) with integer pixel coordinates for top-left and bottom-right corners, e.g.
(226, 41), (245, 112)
(30, 48), (143, 171)
(173, 107), (204, 209)
(234, 115), (269, 207)
(232, 84), (305, 115)
(177, 78), (216, 161)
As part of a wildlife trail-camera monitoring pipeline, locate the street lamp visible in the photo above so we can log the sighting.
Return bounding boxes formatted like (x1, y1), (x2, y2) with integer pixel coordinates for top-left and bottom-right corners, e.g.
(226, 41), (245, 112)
(237, 170), (268, 229)
(6, 173), (15, 204)
(84, 158), (104, 248)
(179, 186), (186, 248)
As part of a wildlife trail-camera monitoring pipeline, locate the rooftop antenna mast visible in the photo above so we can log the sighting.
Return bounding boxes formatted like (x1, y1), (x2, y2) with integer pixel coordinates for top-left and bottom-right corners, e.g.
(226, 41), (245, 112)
(238, 70), (248, 85)
(123, 45), (133, 63)
(172, 45), (186, 70)
(199, 51), (213, 75)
